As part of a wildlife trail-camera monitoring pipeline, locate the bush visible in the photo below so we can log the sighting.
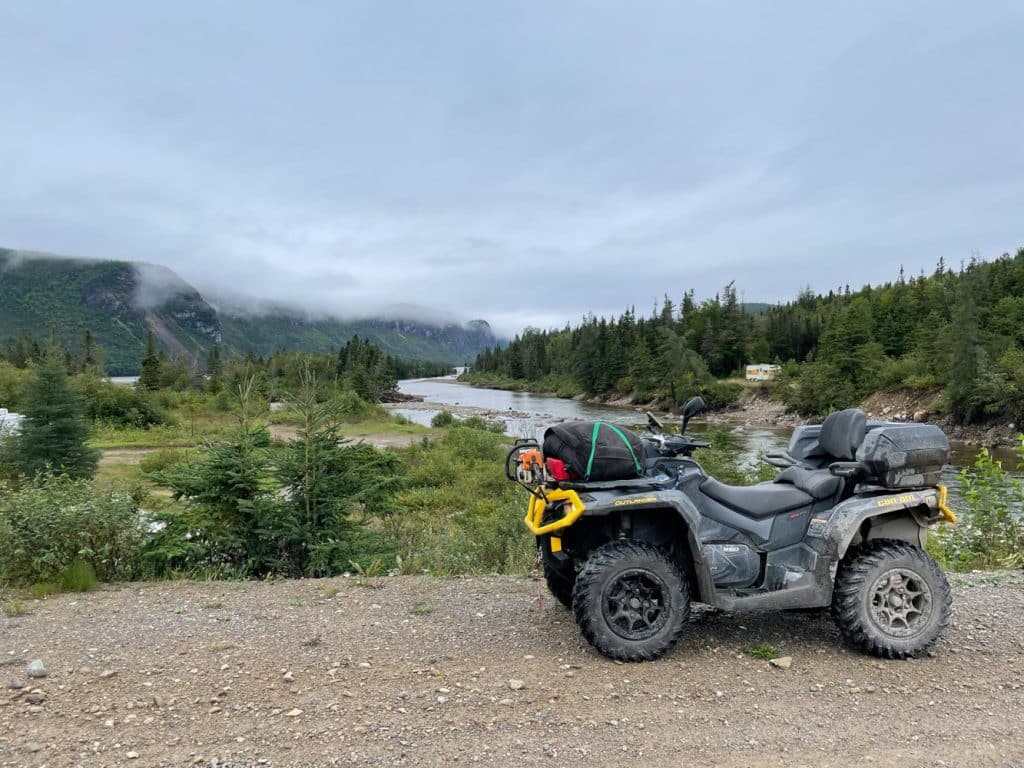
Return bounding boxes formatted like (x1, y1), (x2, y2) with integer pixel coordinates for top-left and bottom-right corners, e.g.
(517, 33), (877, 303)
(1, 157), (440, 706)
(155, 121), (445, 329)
(699, 380), (743, 411)
(431, 410), (456, 428)
(460, 415), (505, 433)
(385, 428), (532, 575)
(930, 438), (1024, 571)
(0, 361), (30, 411)
(0, 475), (145, 585)
(138, 448), (191, 475)
(332, 390), (383, 422)
(74, 376), (165, 428)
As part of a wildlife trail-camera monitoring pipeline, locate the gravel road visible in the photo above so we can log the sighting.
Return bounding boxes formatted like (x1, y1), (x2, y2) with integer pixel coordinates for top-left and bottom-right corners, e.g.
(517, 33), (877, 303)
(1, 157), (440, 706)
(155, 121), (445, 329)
(2, 572), (1022, 767)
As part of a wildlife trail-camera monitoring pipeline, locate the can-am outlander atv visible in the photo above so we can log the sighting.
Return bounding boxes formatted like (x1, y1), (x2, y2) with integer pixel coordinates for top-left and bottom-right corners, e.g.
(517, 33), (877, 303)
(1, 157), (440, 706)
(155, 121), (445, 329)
(507, 399), (956, 662)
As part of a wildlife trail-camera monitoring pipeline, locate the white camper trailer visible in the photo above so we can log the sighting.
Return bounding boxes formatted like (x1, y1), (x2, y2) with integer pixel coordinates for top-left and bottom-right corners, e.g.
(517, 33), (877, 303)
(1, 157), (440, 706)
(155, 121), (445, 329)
(745, 364), (780, 382)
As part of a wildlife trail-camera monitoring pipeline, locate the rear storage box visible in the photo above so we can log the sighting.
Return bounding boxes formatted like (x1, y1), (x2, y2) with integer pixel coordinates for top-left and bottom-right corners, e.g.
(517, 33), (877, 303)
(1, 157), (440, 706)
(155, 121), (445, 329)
(543, 421), (645, 482)
(856, 424), (949, 489)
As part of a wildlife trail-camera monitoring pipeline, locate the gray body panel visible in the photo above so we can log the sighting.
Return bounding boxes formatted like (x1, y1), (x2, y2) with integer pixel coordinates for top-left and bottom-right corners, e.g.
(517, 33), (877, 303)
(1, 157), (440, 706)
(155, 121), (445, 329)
(553, 466), (943, 612)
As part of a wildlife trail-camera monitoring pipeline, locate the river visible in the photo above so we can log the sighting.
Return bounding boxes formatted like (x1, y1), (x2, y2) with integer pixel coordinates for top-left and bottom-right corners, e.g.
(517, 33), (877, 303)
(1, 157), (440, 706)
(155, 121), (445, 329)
(394, 375), (1017, 487)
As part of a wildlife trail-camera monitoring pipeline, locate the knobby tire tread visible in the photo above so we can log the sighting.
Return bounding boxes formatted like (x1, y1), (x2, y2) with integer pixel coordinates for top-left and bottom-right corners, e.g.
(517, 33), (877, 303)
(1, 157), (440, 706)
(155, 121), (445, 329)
(831, 538), (952, 659)
(572, 539), (690, 662)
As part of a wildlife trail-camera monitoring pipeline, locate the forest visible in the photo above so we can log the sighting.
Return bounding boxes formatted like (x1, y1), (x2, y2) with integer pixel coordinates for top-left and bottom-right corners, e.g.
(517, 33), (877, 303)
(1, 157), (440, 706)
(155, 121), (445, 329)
(468, 248), (1024, 426)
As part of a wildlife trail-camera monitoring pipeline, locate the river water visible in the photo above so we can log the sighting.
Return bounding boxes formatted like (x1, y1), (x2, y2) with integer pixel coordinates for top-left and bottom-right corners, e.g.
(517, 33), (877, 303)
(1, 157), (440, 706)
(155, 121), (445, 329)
(395, 376), (1016, 491)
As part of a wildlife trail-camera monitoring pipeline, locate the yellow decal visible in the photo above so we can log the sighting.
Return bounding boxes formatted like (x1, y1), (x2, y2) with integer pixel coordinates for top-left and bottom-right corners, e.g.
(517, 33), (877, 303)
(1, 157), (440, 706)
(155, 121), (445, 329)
(612, 496), (658, 507)
(550, 536), (562, 553)
(875, 494), (919, 508)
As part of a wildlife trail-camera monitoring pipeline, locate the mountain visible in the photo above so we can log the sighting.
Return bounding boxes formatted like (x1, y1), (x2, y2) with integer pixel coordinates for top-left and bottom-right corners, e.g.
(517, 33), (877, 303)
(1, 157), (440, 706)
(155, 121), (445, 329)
(0, 249), (497, 374)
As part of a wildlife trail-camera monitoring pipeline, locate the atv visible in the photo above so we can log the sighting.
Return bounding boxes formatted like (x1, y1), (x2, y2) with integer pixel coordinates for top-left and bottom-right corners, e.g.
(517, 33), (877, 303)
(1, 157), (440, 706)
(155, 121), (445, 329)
(507, 399), (957, 662)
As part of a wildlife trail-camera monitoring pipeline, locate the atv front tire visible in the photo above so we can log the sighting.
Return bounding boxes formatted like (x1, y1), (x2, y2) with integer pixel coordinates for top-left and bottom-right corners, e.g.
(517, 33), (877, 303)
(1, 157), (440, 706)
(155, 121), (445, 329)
(572, 540), (690, 662)
(541, 548), (576, 609)
(831, 539), (952, 659)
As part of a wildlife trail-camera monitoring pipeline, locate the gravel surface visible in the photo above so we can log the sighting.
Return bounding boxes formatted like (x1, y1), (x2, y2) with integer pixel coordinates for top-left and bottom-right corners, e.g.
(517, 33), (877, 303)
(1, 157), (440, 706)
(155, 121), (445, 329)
(2, 572), (1022, 767)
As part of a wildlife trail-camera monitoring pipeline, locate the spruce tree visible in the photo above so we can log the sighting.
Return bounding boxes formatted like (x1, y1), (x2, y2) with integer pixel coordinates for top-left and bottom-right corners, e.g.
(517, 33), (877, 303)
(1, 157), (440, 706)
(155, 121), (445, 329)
(6, 350), (99, 478)
(77, 329), (102, 375)
(138, 331), (161, 391)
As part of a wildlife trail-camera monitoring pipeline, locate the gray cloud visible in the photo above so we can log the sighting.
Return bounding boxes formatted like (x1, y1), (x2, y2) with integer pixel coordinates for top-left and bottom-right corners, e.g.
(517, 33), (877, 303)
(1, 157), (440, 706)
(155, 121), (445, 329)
(1, 1), (1022, 337)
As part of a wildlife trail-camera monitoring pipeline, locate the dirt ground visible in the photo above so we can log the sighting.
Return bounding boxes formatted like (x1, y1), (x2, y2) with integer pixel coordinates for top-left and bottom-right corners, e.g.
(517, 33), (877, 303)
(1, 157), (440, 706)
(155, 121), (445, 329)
(2, 572), (1023, 768)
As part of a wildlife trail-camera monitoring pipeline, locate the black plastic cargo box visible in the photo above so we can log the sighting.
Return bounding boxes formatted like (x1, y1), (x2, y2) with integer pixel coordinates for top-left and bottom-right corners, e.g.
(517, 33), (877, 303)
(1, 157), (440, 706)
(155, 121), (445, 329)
(856, 424), (949, 489)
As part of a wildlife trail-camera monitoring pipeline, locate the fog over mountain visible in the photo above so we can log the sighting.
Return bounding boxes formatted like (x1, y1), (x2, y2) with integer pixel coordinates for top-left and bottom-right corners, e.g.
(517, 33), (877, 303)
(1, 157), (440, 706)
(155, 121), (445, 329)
(1, 2), (1022, 337)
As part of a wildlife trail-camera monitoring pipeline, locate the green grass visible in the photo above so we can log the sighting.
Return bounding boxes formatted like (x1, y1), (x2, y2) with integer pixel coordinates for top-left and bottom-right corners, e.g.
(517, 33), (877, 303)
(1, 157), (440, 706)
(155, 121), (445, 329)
(743, 644), (779, 660)
(30, 582), (61, 599)
(409, 600), (436, 616)
(61, 560), (99, 592)
(336, 419), (434, 440)
(93, 457), (148, 487)
(90, 418), (236, 449)
(2, 600), (27, 617)
(385, 426), (534, 576)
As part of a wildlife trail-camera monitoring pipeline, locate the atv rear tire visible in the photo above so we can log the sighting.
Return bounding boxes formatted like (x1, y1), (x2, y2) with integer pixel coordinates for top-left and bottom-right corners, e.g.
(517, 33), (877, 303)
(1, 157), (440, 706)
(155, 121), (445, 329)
(831, 539), (952, 659)
(541, 549), (576, 609)
(572, 540), (690, 662)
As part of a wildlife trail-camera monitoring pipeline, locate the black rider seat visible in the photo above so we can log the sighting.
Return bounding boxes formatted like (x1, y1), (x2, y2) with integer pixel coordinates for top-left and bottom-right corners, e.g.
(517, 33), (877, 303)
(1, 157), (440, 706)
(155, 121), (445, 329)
(774, 408), (867, 501)
(699, 477), (813, 519)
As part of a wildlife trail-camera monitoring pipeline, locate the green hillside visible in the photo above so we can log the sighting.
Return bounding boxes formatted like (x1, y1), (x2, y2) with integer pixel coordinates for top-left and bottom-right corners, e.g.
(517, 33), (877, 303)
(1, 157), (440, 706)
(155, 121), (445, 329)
(0, 249), (497, 374)
(218, 313), (493, 364)
(0, 250), (220, 374)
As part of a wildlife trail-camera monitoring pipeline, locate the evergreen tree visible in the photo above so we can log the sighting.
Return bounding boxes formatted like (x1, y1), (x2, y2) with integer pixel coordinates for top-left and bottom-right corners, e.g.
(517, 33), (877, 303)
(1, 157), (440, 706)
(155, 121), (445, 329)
(138, 331), (161, 391)
(4, 350), (99, 478)
(76, 329), (102, 375)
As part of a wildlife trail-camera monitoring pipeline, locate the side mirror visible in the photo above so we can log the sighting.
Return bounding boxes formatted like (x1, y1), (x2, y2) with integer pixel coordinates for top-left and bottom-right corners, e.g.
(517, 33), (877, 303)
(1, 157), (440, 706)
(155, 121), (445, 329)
(680, 396), (706, 434)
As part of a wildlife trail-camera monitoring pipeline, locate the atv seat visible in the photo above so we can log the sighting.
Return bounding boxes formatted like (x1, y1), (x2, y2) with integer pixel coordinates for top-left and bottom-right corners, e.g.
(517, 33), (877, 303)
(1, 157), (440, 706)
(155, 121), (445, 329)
(699, 477), (813, 518)
(774, 466), (841, 500)
(774, 408), (866, 500)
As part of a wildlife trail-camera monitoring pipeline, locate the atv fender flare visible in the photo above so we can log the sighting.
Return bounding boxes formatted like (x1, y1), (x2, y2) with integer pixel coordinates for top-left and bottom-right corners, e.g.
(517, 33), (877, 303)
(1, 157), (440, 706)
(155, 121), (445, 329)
(581, 490), (716, 604)
(821, 489), (943, 564)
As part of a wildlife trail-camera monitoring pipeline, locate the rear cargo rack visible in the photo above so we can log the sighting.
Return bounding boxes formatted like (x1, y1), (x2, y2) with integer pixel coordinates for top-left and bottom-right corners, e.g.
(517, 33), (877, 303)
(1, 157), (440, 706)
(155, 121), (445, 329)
(552, 477), (670, 493)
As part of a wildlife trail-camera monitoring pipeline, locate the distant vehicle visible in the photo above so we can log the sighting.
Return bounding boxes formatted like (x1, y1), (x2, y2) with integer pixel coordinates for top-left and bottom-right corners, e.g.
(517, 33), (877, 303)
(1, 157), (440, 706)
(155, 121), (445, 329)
(0, 408), (24, 438)
(745, 364), (780, 381)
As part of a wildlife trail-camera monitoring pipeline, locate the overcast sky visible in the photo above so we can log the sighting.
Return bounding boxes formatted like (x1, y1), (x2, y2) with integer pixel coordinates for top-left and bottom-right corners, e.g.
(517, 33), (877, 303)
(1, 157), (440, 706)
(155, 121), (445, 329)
(1, 2), (1022, 336)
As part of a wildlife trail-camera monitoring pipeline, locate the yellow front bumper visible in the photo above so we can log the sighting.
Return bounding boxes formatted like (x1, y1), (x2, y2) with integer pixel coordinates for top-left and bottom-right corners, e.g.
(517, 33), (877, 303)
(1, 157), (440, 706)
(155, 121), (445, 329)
(523, 489), (586, 535)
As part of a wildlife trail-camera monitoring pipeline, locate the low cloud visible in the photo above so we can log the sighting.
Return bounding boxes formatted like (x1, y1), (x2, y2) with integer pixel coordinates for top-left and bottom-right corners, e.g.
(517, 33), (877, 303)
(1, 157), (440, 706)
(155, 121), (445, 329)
(1, 2), (1021, 339)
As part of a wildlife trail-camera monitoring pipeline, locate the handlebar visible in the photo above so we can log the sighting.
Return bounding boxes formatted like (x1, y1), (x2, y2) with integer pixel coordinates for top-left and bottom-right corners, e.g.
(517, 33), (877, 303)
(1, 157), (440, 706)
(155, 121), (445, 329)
(643, 431), (709, 457)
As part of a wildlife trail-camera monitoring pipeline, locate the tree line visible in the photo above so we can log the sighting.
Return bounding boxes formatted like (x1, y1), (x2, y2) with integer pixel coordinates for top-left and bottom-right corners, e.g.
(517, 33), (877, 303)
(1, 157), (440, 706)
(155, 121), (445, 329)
(469, 247), (1024, 425)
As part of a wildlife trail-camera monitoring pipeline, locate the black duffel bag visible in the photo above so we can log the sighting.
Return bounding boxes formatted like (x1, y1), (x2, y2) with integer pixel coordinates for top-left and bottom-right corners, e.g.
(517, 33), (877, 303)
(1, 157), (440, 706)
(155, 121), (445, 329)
(542, 420), (645, 482)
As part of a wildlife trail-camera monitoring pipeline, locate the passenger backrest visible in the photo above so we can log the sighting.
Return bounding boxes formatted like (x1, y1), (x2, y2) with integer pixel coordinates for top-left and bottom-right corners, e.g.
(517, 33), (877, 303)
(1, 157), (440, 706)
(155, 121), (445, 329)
(818, 408), (867, 461)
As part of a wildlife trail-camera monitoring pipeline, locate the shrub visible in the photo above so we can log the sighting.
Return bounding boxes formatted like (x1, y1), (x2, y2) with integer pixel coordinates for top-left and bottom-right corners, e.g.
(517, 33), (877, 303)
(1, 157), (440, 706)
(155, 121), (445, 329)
(75, 376), (165, 428)
(431, 410), (456, 428)
(460, 415), (505, 433)
(930, 438), (1024, 571)
(138, 448), (191, 475)
(0, 361), (30, 411)
(0, 474), (145, 585)
(332, 391), (383, 422)
(386, 428), (532, 575)
(699, 380), (743, 411)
